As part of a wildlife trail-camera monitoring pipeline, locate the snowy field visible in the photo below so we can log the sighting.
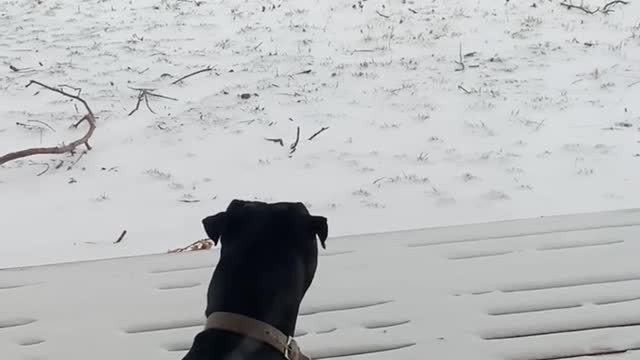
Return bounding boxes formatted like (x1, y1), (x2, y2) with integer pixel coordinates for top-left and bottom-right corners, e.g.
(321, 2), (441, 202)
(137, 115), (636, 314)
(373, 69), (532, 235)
(1, 0), (640, 268)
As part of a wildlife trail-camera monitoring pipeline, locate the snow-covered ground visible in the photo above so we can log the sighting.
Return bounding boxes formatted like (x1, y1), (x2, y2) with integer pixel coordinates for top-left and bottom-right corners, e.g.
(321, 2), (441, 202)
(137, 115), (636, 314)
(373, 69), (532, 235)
(1, 0), (640, 268)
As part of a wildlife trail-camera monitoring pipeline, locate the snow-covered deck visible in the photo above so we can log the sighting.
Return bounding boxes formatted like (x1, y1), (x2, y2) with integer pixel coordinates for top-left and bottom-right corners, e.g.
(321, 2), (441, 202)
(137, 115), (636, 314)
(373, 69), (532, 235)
(3, 209), (640, 360)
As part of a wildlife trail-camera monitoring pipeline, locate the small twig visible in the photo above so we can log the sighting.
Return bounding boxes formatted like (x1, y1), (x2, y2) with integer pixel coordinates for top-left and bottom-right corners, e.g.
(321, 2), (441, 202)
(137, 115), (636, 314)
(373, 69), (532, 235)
(67, 150), (87, 170)
(128, 86), (157, 91)
(29, 161), (50, 176)
(27, 119), (56, 132)
(373, 177), (386, 185)
(171, 66), (213, 85)
(602, 0), (628, 12)
(9, 64), (34, 72)
(455, 43), (465, 71)
(289, 126), (301, 154)
(628, 80), (640, 88)
(253, 42), (263, 50)
(146, 92), (178, 101)
(265, 138), (284, 146)
(58, 84), (82, 96)
(375, 10), (390, 18)
(128, 89), (177, 116)
(292, 69), (312, 76)
(308, 126), (329, 141)
(128, 92), (144, 116)
(457, 85), (472, 94)
(178, 199), (201, 203)
(144, 92), (156, 114)
(408, 8), (418, 14)
(72, 114), (90, 129)
(114, 230), (127, 244)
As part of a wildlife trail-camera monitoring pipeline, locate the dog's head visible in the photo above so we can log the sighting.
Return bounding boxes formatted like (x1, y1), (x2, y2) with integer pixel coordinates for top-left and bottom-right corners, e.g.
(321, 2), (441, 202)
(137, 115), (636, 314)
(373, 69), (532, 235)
(202, 199), (327, 291)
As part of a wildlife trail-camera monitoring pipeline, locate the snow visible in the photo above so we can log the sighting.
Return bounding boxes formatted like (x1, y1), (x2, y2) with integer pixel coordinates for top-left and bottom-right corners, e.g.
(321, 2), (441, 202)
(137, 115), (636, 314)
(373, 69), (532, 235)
(1, 0), (640, 268)
(3, 209), (640, 359)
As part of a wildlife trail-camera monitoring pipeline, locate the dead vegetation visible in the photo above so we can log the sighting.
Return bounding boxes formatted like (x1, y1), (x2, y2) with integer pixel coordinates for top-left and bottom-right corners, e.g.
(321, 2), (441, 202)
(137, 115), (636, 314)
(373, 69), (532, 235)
(168, 239), (214, 253)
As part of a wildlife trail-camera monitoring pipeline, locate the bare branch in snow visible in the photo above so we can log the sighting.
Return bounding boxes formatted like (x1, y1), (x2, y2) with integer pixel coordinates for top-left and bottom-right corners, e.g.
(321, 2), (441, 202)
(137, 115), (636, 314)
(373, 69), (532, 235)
(308, 127), (330, 141)
(0, 80), (96, 166)
(171, 66), (213, 85)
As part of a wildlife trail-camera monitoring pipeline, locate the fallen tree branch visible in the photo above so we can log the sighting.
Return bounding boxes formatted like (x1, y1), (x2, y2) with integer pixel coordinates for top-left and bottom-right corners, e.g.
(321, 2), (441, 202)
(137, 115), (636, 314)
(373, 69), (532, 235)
(560, 0), (628, 14)
(171, 66), (213, 85)
(308, 126), (329, 140)
(560, 1), (599, 13)
(0, 80), (96, 166)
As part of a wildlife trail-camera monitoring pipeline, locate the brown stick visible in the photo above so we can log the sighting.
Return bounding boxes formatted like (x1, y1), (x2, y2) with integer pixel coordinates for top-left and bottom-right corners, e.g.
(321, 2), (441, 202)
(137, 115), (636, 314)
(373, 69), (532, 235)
(265, 138), (284, 146)
(454, 43), (465, 71)
(0, 81), (96, 166)
(171, 66), (213, 85)
(289, 126), (300, 154)
(128, 91), (144, 116)
(143, 92), (156, 114)
(458, 85), (472, 94)
(308, 126), (329, 141)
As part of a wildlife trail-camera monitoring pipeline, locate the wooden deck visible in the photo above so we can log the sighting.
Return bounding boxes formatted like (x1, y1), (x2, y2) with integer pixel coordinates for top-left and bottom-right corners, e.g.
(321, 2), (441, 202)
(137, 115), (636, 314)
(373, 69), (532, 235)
(3, 209), (640, 360)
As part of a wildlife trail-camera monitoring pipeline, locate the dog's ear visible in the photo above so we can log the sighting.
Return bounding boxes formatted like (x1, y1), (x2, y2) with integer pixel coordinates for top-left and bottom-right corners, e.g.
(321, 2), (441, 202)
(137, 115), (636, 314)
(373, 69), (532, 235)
(202, 212), (228, 246)
(310, 216), (328, 249)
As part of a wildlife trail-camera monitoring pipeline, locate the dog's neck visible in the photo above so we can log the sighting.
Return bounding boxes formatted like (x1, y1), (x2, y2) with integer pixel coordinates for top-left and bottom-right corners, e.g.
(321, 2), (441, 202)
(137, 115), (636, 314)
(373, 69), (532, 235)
(205, 258), (306, 337)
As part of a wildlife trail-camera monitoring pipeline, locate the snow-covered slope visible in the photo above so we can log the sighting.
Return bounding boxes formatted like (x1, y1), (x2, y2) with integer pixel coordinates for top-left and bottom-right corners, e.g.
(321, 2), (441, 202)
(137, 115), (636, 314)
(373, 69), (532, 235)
(3, 209), (640, 359)
(2, 0), (640, 268)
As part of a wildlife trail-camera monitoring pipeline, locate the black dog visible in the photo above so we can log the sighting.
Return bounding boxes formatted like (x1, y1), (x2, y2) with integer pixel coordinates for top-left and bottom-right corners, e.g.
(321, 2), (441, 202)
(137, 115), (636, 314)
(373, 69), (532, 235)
(182, 199), (328, 360)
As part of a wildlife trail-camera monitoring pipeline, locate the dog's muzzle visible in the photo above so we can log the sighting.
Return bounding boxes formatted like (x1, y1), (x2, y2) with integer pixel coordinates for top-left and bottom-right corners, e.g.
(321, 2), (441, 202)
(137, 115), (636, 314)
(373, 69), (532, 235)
(205, 312), (311, 360)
